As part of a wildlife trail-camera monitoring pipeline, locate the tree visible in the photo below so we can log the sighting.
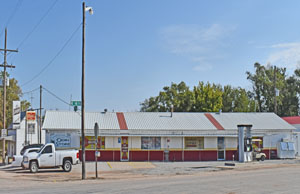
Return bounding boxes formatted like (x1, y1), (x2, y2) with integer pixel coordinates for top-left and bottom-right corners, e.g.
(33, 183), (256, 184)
(0, 72), (30, 129)
(247, 63), (298, 116)
(222, 85), (256, 112)
(140, 81), (194, 112)
(191, 82), (223, 112)
(140, 81), (223, 112)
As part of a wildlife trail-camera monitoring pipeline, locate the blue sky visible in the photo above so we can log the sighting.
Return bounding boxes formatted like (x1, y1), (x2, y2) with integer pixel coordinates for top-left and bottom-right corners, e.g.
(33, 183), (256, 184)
(1, 0), (300, 112)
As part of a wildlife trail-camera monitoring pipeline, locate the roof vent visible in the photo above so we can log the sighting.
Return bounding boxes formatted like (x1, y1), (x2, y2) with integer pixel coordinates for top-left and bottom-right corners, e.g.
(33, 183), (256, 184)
(102, 109), (108, 114)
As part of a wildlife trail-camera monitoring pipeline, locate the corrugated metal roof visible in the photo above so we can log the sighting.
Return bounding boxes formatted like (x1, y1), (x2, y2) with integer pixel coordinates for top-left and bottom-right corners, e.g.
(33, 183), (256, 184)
(123, 112), (216, 130)
(42, 111), (119, 130)
(42, 110), (295, 131)
(212, 112), (294, 130)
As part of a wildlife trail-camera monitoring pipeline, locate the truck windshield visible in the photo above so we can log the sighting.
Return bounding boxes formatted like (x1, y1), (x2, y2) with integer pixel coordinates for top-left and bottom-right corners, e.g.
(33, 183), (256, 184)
(37, 145), (46, 153)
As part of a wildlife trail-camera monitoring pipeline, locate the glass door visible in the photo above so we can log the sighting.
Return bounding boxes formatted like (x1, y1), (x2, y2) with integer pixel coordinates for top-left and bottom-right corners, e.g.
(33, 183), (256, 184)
(217, 137), (225, 160)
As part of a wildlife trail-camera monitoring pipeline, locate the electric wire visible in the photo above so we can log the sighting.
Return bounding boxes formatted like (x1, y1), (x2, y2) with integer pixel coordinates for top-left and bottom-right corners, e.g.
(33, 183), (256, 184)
(0, 0), (23, 38)
(12, 0), (59, 55)
(22, 87), (39, 95)
(20, 22), (82, 87)
(43, 87), (70, 106)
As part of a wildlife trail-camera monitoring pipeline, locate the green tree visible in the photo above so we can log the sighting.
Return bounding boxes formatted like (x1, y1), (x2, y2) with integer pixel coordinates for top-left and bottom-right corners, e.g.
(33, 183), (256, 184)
(140, 81), (194, 112)
(0, 72), (30, 129)
(191, 82), (223, 112)
(222, 85), (256, 112)
(246, 63), (298, 116)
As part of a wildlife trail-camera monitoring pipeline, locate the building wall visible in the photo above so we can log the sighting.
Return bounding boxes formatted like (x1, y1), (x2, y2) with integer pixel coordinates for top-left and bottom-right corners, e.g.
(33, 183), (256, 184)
(16, 119), (45, 155)
(45, 130), (80, 149)
(225, 137), (237, 149)
(204, 137), (217, 149)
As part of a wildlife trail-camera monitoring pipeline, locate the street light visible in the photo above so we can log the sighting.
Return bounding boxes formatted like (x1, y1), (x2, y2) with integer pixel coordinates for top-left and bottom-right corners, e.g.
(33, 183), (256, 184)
(81, 1), (93, 180)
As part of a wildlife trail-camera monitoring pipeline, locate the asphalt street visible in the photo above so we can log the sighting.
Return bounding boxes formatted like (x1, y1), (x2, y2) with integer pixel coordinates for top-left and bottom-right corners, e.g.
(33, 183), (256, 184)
(0, 161), (300, 194)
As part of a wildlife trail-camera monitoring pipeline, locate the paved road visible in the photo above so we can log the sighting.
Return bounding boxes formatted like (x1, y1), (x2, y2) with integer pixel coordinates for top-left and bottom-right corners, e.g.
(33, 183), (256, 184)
(1, 163), (300, 194)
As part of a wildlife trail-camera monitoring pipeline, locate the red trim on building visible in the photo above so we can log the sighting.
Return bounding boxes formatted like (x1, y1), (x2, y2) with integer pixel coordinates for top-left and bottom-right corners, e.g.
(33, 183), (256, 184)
(116, 112), (128, 130)
(204, 113), (224, 130)
(281, 116), (300, 125)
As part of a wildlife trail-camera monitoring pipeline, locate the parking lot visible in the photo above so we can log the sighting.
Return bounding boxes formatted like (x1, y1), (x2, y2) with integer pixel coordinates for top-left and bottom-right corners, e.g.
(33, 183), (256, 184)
(0, 159), (300, 193)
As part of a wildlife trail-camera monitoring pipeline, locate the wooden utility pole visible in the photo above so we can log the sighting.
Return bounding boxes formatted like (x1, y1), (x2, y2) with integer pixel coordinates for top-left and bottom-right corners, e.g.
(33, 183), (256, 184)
(274, 66), (277, 114)
(0, 28), (18, 164)
(39, 85), (42, 144)
(81, 1), (86, 180)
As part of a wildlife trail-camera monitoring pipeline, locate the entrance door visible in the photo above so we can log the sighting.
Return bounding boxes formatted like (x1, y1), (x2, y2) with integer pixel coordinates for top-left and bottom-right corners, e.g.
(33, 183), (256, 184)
(121, 137), (129, 161)
(217, 137), (225, 160)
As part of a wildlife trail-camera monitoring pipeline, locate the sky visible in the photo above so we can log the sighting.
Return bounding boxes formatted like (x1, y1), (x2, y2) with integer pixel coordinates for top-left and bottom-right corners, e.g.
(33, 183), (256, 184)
(1, 0), (300, 113)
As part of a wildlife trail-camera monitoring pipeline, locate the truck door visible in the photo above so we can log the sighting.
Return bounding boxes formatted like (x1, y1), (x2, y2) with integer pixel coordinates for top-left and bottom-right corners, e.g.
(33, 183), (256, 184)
(39, 145), (55, 167)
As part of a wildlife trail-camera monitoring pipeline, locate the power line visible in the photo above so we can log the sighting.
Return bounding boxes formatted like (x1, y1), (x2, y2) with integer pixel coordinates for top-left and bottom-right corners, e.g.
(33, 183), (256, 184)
(14, 0), (59, 51)
(20, 22), (82, 87)
(0, 0), (23, 38)
(43, 87), (70, 106)
(22, 87), (40, 95)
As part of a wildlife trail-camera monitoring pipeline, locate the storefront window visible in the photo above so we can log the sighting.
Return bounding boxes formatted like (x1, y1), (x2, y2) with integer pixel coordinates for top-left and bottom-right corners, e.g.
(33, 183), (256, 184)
(141, 137), (161, 149)
(80, 136), (105, 150)
(185, 137), (204, 149)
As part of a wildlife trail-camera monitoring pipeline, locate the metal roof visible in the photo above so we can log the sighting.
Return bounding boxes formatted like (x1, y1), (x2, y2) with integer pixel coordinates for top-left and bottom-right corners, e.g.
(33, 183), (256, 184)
(43, 111), (295, 132)
(212, 112), (294, 130)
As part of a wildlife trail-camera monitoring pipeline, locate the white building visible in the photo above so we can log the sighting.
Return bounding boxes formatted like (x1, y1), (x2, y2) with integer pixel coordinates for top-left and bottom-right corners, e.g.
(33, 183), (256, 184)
(8, 111), (45, 156)
(42, 110), (295, 161)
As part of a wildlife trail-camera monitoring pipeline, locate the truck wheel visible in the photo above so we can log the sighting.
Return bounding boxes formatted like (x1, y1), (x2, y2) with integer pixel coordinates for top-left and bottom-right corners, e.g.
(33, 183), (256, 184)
(63, 160), (72, 172)
(261, 155), (265, 161)
(30, 161), (38, 173)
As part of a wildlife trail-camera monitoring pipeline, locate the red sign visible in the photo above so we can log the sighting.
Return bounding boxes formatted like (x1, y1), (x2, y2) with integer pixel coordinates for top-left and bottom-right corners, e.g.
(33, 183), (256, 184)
(26, 111), (36, 121)
(121, 137), (129, 161)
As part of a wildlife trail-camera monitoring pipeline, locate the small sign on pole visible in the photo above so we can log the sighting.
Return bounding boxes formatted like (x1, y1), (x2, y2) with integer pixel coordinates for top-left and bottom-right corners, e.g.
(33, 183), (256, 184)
(94, 122), (99, 178)
(71, 101), (82, 106)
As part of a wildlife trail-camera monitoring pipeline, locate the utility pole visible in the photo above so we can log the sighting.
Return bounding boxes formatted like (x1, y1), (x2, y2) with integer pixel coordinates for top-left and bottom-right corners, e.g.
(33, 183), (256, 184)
(39, 85), (42, 144)
(274, 66), (277, 114)
(0, 28), (18, 164)
(81, 1), (93, 179)
(81, 1), (86, 180)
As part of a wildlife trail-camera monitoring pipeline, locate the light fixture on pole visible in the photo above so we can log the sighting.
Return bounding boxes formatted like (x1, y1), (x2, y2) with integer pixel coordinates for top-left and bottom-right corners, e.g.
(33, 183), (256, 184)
(81, 1), (93, 180)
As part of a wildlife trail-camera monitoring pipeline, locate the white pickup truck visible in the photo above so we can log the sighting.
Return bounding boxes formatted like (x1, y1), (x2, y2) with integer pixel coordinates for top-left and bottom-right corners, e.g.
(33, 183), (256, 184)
(23, 143), (80, 173)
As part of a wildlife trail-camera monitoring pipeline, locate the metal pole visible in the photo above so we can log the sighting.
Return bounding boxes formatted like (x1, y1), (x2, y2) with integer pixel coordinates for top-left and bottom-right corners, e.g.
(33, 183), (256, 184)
(95, 137), (98, 178)
(94, 122), (99, 179)
(274, 66), (277, 114)
(81, 1), (86, 180)
(39, 85), (42, 144)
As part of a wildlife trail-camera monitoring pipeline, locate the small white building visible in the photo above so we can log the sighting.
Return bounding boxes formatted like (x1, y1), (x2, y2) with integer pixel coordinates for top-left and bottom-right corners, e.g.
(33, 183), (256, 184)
(42, 110), (295, 161)
(8, 111), (45, 156)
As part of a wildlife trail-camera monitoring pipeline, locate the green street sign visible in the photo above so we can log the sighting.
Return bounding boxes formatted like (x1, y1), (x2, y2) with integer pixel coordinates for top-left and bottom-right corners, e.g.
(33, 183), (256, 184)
(71, 101), (82, 106)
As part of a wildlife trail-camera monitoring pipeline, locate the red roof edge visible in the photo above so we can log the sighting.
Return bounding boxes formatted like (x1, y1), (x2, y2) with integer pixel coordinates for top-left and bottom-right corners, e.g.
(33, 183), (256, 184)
(204, 113), (224, 130)
(116, 112), (128, 130)
(281, 116), (300, 125)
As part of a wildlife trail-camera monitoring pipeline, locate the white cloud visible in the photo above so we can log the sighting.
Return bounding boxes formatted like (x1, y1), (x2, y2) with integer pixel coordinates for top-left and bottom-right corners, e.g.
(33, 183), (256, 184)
(267, 42), (300, 69)
(160, 24), (235, 71)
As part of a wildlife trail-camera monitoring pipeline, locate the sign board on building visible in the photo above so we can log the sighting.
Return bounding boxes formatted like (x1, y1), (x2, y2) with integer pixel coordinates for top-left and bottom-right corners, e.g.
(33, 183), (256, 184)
(27, 123), (35, 134)
(50, 133), (71, 148)
(71, 101), (81, 106)
(1, 129), (7, 137)
(13, 101), (21, 130)
(26, 111), (36, 121)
